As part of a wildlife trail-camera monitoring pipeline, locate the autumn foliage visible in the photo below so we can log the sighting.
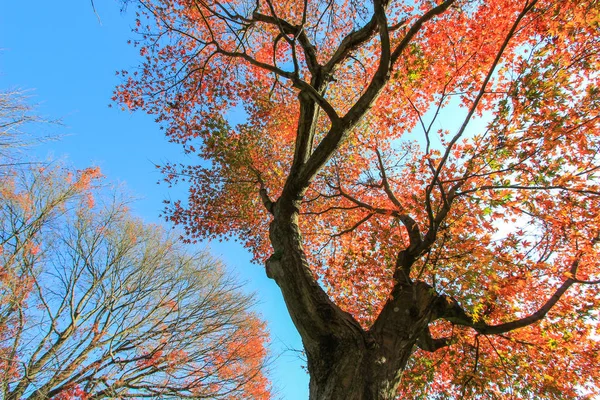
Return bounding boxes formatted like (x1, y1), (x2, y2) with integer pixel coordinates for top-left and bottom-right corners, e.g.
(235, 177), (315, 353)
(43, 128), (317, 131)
(117, 0), (599, 398)
(0, 165), (270, 399)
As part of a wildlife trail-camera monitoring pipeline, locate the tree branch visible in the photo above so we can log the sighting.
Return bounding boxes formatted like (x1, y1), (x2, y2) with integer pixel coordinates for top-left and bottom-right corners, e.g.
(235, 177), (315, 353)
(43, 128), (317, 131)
(294, 0), (456, 197)
(375, 148), (422, 251)
(416, 327), (450, 352)
(438, 253), (595, 335)
(250, 167), (275, 214)
(252, 11), (321, 75)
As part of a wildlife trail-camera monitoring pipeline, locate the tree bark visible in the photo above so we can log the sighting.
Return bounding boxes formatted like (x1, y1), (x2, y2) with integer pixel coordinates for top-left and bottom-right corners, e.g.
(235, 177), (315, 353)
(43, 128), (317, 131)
(304, 331), (420, 400)
(267, 203), (439, 400)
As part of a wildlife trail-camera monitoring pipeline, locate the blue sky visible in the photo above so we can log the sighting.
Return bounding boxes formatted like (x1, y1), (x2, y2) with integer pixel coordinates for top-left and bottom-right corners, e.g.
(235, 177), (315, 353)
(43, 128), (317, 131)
(0, 1), (308, 398)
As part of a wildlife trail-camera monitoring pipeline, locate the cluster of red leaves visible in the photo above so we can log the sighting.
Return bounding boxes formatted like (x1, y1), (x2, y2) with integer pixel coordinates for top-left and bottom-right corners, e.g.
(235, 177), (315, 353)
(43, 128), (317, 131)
(52, 385), (89, 400)
(208, 316), (271, 399)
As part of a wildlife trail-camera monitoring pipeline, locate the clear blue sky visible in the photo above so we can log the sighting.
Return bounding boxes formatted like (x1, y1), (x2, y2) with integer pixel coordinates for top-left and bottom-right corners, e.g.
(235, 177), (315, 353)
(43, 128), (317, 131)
(0, 1), (308, 398)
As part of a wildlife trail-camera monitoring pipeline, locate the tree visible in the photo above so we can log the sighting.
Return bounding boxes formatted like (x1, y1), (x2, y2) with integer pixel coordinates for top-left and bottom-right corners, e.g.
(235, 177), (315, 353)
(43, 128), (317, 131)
(115, 0), (600, 398)
(0, 165), (271, 399)
(0, 89), (54, 167)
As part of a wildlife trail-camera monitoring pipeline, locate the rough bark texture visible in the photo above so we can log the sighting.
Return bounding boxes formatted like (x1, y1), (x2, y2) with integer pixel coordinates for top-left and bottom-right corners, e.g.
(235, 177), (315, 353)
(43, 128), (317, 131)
(266, 200), (442, 399)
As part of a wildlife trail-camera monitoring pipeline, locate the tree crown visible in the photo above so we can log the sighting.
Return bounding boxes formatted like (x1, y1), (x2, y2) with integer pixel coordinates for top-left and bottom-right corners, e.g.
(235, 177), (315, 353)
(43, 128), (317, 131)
(0, 164), (271, 399)
(116, 0), (600, 397)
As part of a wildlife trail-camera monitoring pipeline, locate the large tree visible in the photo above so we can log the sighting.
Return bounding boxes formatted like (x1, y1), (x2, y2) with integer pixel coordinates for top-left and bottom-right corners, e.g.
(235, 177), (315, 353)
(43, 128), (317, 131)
(116, 0), (599, 398)
(0, 165), (271, 399)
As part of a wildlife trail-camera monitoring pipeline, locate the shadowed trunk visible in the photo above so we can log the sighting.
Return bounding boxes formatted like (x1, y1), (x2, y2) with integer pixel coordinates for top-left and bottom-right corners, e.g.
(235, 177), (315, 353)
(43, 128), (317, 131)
(267, 203), (438, 400)
(305, 333), (416, 400)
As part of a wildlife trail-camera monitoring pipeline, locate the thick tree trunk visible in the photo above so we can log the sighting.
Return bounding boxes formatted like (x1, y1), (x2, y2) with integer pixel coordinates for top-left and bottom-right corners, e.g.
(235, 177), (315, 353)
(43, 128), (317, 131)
(305, 292), (436, 400)
(305, 334), (416, 400)
(267, 205), (437, 400)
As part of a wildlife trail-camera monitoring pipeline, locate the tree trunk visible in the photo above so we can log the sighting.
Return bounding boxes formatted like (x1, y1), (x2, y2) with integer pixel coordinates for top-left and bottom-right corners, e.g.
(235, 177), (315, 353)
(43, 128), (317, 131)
(267, 205), (436, 400)
(305, 334), (416, 400)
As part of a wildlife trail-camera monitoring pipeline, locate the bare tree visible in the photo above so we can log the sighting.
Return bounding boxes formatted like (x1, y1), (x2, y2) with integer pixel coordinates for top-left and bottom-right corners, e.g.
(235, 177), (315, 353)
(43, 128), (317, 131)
(0, 165), (271, 399)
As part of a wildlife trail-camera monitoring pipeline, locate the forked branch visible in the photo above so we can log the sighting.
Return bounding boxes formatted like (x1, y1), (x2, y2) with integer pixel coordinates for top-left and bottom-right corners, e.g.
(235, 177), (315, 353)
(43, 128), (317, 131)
(439, 247), (597, 335)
